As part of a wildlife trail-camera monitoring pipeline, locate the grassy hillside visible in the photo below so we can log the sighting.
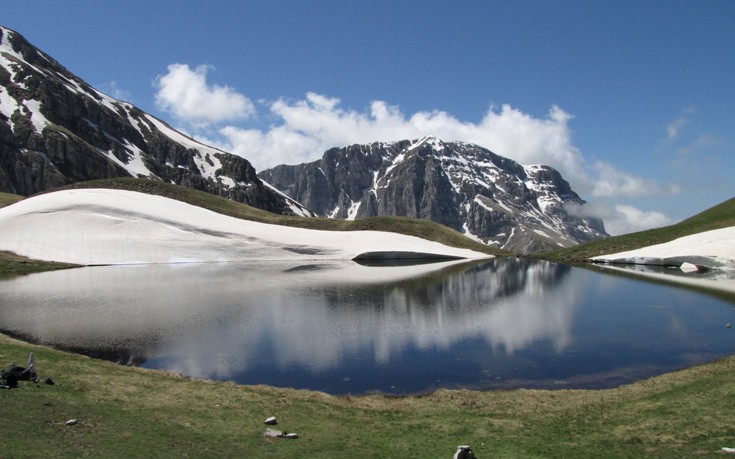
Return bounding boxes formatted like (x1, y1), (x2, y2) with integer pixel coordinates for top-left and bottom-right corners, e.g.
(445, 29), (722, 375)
(0, 191), (23, 209)
(0, 251), (78, 278)
(541, 196), (735, 263)
(55, 178), (505, 256)
(1, 333), (733, 458)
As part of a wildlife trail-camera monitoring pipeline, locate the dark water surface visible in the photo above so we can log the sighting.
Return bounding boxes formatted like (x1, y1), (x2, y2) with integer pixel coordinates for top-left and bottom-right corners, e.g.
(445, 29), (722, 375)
(1, 258), (733, 394)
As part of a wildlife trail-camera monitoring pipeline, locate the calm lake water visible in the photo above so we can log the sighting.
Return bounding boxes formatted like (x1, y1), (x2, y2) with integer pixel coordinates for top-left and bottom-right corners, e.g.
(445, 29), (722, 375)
(1, 258), (733, 395)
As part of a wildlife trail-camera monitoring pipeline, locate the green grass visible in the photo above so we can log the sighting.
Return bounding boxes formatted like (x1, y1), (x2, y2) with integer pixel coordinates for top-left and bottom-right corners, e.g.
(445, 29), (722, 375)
(0, 251), (79, 278)
(1, 333), (734, 458)
(540, 196), (735, 262)
(0, 191), (23, 209)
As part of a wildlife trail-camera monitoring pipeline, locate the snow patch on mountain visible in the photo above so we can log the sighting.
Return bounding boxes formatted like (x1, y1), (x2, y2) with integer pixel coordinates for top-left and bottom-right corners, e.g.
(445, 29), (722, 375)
(590, 226), (735, 293)
(593, 227), (735, 267)
(0, 189), (490, 265)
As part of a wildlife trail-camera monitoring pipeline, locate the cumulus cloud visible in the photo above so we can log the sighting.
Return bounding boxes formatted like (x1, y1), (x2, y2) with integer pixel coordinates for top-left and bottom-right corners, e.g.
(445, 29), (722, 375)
(219, 93), (588, 176)
(215, 93), (677, 204)
(150, 69), (683, 235)
(591, 161), (682, 197)
(568, 201), (675, 236)
(154, 64), (255, 126)
(605, 205), (675, 235)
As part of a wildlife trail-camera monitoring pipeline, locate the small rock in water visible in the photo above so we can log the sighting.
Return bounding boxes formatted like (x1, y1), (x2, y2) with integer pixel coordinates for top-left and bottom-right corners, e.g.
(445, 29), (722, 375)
(726, 323), (733, 329)
(264, 416), (278, 425)
(454, 445), (476, 459)
(264, 428), (283, 438)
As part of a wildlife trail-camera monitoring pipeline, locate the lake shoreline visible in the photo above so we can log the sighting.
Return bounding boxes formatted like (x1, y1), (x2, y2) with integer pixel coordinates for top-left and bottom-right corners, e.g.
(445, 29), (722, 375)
(593, 263), (735, 295)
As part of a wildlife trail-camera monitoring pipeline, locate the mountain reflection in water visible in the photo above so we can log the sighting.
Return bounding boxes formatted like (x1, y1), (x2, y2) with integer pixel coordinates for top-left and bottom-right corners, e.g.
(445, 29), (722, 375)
(0, 258), (733, 394)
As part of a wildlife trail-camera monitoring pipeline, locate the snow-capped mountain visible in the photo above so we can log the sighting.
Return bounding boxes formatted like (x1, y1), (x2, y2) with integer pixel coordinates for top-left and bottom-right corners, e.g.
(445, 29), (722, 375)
(0, 26), (309, 216)
(0, 25), (605, 252)
(260, 136), (608, 253)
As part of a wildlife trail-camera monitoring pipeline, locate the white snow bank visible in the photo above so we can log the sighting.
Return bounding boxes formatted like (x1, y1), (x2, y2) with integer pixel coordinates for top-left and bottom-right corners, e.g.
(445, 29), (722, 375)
(0, 189), (491, 265)
(592, 226), (735, 294)
(592, 226), (735, 266)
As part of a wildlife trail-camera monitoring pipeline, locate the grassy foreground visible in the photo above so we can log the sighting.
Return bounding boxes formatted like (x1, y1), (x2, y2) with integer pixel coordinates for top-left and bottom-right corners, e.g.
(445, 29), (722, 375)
(1, 333), (734, 458)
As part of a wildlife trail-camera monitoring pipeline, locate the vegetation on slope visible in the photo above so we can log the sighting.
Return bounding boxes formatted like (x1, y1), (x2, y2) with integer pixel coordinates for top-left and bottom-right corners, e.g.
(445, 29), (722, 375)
(0, 251), (78, 278)
(1, 333), (733, 458)
(540, 196), (735, 263)
(0, 191), (23, 209)
(55, 178), (505, 256)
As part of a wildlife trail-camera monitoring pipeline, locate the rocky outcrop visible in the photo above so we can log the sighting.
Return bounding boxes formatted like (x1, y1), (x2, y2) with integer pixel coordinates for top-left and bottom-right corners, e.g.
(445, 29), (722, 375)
(260, 136), (608, 253)
(0, 26), (303, 215)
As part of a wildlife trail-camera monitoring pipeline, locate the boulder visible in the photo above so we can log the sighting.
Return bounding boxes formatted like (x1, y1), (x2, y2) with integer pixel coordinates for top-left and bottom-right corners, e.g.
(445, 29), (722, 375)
(454, 445), (476, 459)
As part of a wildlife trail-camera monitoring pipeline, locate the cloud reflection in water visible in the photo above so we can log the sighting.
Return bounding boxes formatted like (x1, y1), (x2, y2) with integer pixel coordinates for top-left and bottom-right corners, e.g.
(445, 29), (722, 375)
(0, 259), (580, 389)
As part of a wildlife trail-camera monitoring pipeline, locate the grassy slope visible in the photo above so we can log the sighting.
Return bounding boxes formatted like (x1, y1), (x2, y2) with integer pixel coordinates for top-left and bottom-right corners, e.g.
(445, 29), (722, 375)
(1, 333), (733, 458)
(0, 191), (23, 208)
(0, 251), (78, 278)
(540, 196), (735, 263)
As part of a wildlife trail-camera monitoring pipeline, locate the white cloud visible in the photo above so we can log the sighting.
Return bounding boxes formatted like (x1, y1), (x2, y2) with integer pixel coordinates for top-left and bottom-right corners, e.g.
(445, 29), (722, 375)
(607, 205), (675, 235)
(212, 93), (676, 203)
(569, 201), (675, 236)
(154, 64), (255, 126)
(676, 134), (719, 158)
(219, 93), (587, 176)
(149, 73), (682, 233)
(591, 161), (682, 198)
(98, 80), (131, 102)
(665, 106), (696, 143)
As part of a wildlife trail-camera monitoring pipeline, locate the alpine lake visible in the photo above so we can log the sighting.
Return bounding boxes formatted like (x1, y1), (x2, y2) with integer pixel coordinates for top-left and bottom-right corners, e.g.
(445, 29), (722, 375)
(1, 257), (734, 395)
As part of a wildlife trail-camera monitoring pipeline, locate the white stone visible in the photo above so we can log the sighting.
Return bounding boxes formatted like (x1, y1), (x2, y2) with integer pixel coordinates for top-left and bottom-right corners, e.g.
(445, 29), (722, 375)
(680, 262), (699, 273)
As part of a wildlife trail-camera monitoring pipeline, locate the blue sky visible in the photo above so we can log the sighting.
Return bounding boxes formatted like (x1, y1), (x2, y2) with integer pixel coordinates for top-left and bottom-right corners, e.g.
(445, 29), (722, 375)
(4, 0), (733, 234)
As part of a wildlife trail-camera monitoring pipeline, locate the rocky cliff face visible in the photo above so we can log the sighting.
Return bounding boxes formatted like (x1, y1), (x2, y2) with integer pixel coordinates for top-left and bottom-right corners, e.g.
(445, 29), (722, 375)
(260, 136), (608, 253)
(0, 26), (307, 215)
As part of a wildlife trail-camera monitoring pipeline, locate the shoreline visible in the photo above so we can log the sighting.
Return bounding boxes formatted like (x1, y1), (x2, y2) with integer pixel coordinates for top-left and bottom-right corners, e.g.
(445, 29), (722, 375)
(593, 263), (735, 295)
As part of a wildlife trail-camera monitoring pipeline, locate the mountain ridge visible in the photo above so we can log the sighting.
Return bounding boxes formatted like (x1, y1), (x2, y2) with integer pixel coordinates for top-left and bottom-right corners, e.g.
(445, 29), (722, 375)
(1, 25), (607, 252)
(0, 25), (309, 216)
(260, 136), (608, 253)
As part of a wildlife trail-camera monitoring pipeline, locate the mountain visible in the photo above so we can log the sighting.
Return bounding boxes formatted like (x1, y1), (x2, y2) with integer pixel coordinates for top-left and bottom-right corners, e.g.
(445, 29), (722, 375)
(259, 136), (608, 253)
(0, 26), (308, 216)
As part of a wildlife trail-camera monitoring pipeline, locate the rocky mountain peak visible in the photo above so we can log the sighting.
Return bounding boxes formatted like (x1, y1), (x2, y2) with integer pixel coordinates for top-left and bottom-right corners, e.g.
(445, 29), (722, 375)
(260, 139), (608, 253)
(0, 26), (309, 216)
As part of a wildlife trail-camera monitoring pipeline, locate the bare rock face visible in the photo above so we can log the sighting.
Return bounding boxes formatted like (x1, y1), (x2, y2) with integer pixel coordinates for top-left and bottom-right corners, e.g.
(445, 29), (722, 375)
(260, 136), (608, 253)
(0, 26), (302, 215)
